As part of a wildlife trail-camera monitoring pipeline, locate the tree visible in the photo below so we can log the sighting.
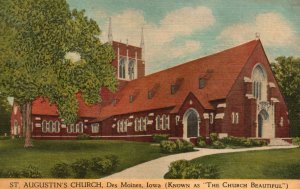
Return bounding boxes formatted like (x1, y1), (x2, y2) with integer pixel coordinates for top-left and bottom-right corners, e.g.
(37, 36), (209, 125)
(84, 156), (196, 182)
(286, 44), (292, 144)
(0, 96), (11, 135)
(0, 0), (117, 147)
(271, 56), (300, 137)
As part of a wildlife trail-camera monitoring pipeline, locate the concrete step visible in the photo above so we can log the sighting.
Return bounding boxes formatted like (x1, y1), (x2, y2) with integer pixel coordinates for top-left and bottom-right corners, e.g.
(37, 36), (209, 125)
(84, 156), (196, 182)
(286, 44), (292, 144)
(268, 138), (293, 146)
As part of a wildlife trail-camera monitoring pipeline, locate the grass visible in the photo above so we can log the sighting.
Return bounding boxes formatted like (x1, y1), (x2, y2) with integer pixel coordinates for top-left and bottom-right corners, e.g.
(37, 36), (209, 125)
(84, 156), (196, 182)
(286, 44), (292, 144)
(191, 147), (300, 179)
(0, 139), (166, 178)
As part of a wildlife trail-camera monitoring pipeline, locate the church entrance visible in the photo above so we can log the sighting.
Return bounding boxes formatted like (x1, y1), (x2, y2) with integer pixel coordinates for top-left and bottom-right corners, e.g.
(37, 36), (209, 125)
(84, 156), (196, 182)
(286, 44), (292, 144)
(183, 108), (200, 139)
(257, 109), (273, 138)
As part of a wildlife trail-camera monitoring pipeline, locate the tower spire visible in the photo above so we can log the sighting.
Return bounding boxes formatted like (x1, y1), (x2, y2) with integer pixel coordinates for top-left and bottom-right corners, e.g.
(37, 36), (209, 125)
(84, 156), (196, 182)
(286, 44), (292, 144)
(140, 27), (145, 60)
(108, 17), (113, 44)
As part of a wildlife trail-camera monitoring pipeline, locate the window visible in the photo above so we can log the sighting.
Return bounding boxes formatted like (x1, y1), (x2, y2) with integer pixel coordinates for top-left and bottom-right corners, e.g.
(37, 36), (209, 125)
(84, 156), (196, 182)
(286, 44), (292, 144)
(162, 115), (167, 130)
(156, 115), (161, 130)
(117, 120), (120, 133)
(78, 122), (83, 133)
(42, 120), (47, 133)
(91, 123), (99, 133)
(171, 85), (177, 94)
(129, 95), (134, 103)
(47, 121), (51, 133)
(165, 115), (170, 130)
(209, 113), (214, 124)
(143, 117), (148, 131)
(128, 59), (135, 80)
(55, 121), (60, 133)
(119, 58), (126, 79)
(123, 120), (128, 132)
(70, 124), (74, 133)
(134, 118), (139, 131)
(138, 118), (142, 131)
(148, 91), (153, 99)
(232, 112), (239, 124)
(235, 113), (239, 124)
(252, 65), (267, 100)
(199, 78), (206, 89)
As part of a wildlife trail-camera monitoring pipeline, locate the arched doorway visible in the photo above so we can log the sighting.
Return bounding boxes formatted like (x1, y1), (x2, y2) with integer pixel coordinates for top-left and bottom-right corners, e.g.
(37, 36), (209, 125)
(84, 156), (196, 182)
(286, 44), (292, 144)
(183, 108), (200, 139)
(257, 109), (270, 138)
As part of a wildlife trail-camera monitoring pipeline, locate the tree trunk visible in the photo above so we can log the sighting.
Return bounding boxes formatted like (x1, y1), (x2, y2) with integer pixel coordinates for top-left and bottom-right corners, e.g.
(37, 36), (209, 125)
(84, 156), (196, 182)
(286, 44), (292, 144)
(21, 104), (26, 137)
(24, 102), (33, 148)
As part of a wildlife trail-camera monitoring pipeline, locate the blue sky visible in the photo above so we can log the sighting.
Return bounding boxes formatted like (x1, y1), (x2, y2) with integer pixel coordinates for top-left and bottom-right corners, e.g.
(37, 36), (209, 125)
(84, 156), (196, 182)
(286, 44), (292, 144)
(68, 0), (300, 74)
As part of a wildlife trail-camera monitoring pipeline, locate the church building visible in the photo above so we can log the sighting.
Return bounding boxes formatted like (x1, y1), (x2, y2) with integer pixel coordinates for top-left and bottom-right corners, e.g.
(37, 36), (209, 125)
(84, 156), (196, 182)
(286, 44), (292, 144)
(10, 20), (290, 142)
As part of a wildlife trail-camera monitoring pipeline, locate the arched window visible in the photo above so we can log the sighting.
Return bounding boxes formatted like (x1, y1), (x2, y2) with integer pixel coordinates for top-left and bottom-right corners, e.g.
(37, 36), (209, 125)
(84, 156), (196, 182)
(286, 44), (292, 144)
(235, 113), (239, 124)
(70, 124), (74, 133)
(252, 65), (267, 101)
(166, 115), (170, 130)
(48, 121), (53, 133)
(119, 58), (126, 79)
(231, 112), (235, 124)
(134, 118), (139, 132)
(78, 122), (83, 133)
(128, 60), (135, 80)
(143, 117), (148, 131)
(55, 121), (60, 133)
(138, 118), (142, 131)
(42, 120), (47, 133)
(123, 120), (128, 132)
(51, 121), (56, 133)
(162, 114), (167, 130)
(120, 120), (124, 133)
(117, 120), (120, 133)
(156, 115), (161, 130)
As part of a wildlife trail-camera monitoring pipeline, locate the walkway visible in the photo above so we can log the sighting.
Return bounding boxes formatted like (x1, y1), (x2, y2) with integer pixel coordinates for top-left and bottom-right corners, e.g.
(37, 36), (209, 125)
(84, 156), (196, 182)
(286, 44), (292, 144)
(104, 145), (297, 179)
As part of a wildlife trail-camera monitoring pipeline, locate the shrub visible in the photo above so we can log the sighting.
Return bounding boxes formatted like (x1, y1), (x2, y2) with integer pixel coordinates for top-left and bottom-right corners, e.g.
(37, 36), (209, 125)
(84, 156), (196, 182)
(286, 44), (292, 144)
(220, 136), (267, 147)
(105, 154), (119, 169)
(0, 136), (10, 140)
(175, 139), (194, 152)
(51, 163), (70, 178)
(160, 140), (177, 153)
(90, 157), (113, 175)
(153, 134), (169, 143)
(4, 169), (21, 178)
(77, 134), (91, 140)
(292, 137), (300, 146)
(165, 160), (219, 179)
(71, 159), (90, 178)
(197, 136), (206, 148)
(167, 160), (190, 179)
(209, 133), (218, 142)
(21, 165), (42, 178)
(211, 141), (226, 149)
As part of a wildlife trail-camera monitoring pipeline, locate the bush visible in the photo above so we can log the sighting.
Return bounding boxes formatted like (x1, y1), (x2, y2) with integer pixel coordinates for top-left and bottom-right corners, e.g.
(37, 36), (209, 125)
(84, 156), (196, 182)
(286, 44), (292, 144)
(105, 154), (119, 169)
(0, 169), (21, 178)
(175, 139), (194, 152)
(90, 157), (113, 175)
(0, 136), (10, 140)
(165, 160), (219, 179)
(197, 136), (206, 148)
(71, 159), (90, 178)
(153, 134), (169, 143)
(220, 136), (267, 147)
(211, 141), (226, 149)
(77, 134), (91, 140)
(21, 165), (42, 178)
(160, 140), (177, 153)
(209, 133), (218, 142)
(292, 137), (300, 146)
(51, 163), (70, 178)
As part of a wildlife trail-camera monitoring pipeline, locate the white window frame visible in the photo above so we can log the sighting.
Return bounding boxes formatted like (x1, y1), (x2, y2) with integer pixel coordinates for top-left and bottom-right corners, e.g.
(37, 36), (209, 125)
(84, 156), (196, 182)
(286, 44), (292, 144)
(156, 115), (161, 130)
(235, 113), (239, 124)
(231, 112), (235, 124)
(91, 123), (99, 133)
(124, 120), (128, 132)
(166, 115), (170, 130)
(134, 118), (139, 132)
(55, 121), (60, 133)
(42, 120), (47, 133)
(78, 122), (83, 133)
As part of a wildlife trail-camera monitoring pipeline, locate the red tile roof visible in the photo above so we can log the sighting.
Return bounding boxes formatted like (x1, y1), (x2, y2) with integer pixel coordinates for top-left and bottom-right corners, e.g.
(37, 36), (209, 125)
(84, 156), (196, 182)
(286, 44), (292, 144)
(98, 40), (260, 119)
(32, 93), (103, 118)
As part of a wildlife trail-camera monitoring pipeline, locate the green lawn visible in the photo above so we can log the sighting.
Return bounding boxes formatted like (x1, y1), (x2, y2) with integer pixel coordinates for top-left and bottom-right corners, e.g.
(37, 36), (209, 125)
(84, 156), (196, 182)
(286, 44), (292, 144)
(191, 147), (300, 179)
(0, 139), (165, 178)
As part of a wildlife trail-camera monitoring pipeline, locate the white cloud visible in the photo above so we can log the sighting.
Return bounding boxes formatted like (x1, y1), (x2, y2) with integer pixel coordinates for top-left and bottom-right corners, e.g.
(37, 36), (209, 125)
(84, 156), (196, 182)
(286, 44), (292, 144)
(217, 12), (295, 48)
(98, 6), (214, 73)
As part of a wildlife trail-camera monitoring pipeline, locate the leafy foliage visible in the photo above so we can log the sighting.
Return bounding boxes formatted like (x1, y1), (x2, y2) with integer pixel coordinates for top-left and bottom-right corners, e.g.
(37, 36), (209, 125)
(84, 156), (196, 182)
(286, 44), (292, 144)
(160, 140), (194, 153)
(165, 159), (219, 179)
(77, 134), (91, 140)
(0, 96), (11, 135)
(51, 163), (71, 178)
(271, 56), (300, 136)
(71, 159), (90, 178)
(0, 0), (117, 146)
